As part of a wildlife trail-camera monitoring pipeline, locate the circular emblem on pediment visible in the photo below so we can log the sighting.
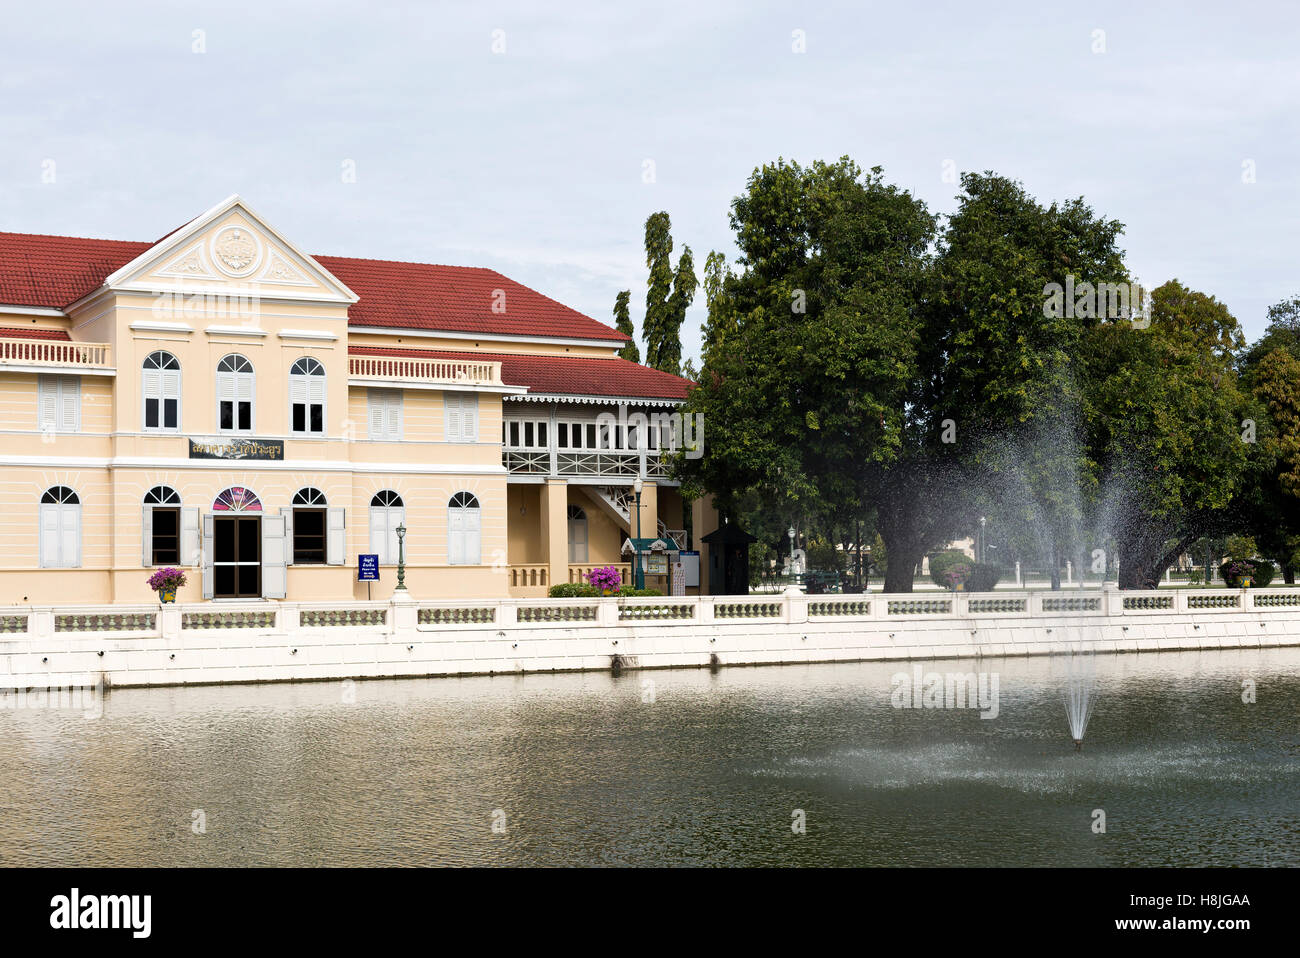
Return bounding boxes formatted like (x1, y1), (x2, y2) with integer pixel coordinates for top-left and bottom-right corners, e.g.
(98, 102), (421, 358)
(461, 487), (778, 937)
(211, 227), (262, 276)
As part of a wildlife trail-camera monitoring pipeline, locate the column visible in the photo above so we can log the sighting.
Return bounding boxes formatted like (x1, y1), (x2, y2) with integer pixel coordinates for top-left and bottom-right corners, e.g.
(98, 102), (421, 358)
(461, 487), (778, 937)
(540, 478), (568, 590)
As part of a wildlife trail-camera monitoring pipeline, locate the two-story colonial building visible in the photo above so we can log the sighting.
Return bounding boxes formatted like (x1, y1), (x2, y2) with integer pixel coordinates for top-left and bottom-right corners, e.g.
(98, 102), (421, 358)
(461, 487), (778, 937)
(0, 196), (707, 604)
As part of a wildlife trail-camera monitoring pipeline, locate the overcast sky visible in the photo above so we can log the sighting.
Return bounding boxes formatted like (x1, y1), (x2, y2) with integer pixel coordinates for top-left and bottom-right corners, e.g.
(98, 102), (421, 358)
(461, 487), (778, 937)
(2, 1), (1297, 361)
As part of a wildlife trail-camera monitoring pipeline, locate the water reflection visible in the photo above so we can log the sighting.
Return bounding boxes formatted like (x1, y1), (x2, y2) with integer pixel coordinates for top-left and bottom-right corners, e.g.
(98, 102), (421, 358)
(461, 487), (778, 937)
(1, 648), (1296, 866)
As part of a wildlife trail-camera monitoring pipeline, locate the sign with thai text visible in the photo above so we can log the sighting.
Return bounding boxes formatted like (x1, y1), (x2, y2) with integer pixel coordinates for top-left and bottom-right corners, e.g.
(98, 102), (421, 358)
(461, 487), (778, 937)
(189, 438), (284, 460)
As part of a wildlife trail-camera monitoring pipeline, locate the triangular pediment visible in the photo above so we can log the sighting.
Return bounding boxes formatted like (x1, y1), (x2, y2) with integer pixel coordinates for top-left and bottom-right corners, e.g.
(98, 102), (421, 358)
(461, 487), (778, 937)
(104, 195), (358, 305)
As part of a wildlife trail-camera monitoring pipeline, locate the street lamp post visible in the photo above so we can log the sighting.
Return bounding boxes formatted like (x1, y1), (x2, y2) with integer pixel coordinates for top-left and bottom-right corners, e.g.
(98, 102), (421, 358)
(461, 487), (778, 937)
(978, 516), (986, 564)
(633, 477), (644, 590)
(788, 526), (796, 579)
(395, 522), (408, 593)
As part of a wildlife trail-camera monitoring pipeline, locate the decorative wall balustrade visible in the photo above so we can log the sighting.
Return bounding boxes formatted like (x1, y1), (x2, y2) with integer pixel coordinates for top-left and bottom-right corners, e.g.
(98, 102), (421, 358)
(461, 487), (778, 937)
(300, 608), (387, 628)
(419, 607), (496, 625)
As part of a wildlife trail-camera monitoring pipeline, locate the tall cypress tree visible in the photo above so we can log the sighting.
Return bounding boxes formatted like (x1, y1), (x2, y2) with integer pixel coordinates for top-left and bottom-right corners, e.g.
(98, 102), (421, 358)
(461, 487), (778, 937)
(613, 290), (639, 362)
(660, 246), (698, 377)
(643, 212), (674, 371)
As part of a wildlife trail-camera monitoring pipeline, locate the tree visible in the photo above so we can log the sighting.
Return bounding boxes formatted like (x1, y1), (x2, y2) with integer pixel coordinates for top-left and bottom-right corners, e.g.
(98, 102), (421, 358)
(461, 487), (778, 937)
(928, 173), (1129, 589)
(679, 158), (937, 590)
(1081, 280), (1252, 588)
(659, 246), (697, 376)
(1237, 346), (1300, 581)
(612, 290), (639, 363)
(642, 212), (674, 372)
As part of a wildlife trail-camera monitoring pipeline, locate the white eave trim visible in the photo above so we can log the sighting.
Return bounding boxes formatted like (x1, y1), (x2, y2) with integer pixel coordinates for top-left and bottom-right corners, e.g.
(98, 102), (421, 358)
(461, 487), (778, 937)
(129, 321), (194, 334)
(348, 377), (527, 395)
(0, 305), (67, 318)
(206, 324), (268, 337)
(348, 325), (626, 350)
(0, 364), (116, 377)
(278, 329), (339, 341)
(504, 392), (684, 407)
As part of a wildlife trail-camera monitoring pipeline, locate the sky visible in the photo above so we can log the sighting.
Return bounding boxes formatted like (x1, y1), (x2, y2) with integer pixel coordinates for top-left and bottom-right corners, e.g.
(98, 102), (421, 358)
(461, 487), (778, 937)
(2, 0), (1298, 363)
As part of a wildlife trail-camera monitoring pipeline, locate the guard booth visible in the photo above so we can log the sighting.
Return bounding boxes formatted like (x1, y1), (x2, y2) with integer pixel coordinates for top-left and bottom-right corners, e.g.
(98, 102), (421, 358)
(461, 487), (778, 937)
(700, 522), (756, 595)
(621, 537), (678, 592)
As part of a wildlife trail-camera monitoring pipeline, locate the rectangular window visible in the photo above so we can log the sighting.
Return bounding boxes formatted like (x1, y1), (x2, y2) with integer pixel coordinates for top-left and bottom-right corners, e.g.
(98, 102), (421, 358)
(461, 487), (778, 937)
(38, 375), (80, 434)
(293, 508), (326, 564)
(151, 507), (180, 565)
(367, 389), (402, 440)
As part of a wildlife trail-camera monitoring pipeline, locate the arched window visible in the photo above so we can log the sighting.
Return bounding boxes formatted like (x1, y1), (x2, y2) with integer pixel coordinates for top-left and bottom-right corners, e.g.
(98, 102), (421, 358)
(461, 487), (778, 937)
(39, 486), (81, 568)
(143, 485), (182, 566)
(369, 491), (404, 565)
(291, 487), (328, 564)
(216, 354), (254, 432)
(289, 357), (325, 435)
(448, 492), (481, 566)
(567, 505), (588, 563)
(142, 351), (181, 431)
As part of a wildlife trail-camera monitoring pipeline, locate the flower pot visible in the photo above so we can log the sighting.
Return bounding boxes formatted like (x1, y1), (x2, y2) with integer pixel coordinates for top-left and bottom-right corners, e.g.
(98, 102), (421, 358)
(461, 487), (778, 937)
(1240, 576), (1252, 590)
(953, 583), (965, 592)
(159, 588), (177, 604)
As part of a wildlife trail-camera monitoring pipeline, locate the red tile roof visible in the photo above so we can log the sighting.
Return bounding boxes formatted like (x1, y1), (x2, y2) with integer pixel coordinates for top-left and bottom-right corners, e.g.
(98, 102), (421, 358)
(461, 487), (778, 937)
(0, 326), (72, 340)
(350, 346), (693, 401)
(0, 232), (148, 308)
(317, 256), (628, 343)
(0, 231), (628, 343)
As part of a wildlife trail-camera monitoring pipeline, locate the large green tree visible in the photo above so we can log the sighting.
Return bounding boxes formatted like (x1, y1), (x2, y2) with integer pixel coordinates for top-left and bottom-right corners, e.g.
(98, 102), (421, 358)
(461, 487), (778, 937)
(679, 158), (937, 589)
(1081, 280), (1252, 588)
(640, 212), (698, 375)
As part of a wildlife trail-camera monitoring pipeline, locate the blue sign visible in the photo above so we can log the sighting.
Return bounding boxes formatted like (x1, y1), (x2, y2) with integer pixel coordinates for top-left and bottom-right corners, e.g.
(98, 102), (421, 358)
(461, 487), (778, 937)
(357, 554), (380, 581)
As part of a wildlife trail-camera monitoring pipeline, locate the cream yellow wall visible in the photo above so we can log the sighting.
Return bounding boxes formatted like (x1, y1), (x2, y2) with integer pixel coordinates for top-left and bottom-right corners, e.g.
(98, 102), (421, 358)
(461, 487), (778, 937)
(0, 465), (113, 572)
(507, 485), (542, 563)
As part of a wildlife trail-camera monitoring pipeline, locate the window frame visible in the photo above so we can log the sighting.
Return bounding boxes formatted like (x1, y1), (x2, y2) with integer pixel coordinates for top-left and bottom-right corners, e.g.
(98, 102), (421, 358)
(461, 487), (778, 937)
(141, 350), (182, 433)
(288, 356), (326, 437)
(215, 354), (255, 434)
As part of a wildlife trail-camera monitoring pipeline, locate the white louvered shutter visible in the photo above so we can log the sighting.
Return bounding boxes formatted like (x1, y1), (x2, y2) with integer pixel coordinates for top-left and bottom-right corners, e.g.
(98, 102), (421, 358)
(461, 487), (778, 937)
(445, 394), (462, 441)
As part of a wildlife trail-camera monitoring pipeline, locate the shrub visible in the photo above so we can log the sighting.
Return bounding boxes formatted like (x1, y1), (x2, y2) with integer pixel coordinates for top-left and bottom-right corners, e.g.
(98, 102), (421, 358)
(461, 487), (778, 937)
(928, 549), (972, 588)
(1219, 558), (1275, 587)
(615, 587), (663, 597)
(965, 563), (1003, 592)
(548, 583), (601, 598)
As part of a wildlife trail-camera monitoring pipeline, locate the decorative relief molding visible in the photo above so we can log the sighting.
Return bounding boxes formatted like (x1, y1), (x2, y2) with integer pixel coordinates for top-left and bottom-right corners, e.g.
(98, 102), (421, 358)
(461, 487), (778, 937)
(210, 226), (263, 277)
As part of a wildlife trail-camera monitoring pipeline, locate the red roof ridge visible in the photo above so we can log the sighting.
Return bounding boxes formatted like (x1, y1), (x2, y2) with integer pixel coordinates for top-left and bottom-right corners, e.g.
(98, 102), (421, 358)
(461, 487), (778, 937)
(0, 229), (149, 246)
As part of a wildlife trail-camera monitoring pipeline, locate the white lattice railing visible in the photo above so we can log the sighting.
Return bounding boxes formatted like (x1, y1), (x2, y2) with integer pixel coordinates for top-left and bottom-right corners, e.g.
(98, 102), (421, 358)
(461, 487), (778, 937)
(349, 355), (502, 385)
(0, 338), (111, 369)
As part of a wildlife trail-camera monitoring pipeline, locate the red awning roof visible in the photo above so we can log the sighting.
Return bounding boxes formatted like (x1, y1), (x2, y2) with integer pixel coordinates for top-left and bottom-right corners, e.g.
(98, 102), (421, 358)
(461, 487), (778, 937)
(0, 326), (72, 340)
(0, 231), (628, 343)
(350, 346), (692, 401)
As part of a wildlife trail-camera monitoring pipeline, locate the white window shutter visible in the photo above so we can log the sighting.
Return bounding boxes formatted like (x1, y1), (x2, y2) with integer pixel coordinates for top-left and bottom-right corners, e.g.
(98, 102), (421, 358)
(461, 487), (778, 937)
(39, 504), (58, 568)
(445, 394), (462, 441)
(310, 373), (325, 403)
(388, 508), (404, 566)
(201, 513), (214, 598)
(61, 377), (80, 432)
(60, 503), (80, 568)
(38, 377), (58, 432)
(280, 507), (294, 566)
(369, 506), (385, 562)
(448, 507), (463, 566)
(327, 507), (345, 565)
(387, 391), (402, 440)
(368, 390), (385, 439)
(261, 513), (287, 599)
(142, 506), (153, 567)
(465, 505), (481, 564)
(181, 507), (200, 566)
(217, 371), (235, 402)
(290, 375), (307, 405)
(462, 395), (478, 443)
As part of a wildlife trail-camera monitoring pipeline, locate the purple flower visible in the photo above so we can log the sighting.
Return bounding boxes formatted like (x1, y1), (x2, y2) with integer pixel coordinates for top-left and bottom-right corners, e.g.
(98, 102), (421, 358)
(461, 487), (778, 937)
(147, 567), (187, 591)
(585, 565), (623, 592)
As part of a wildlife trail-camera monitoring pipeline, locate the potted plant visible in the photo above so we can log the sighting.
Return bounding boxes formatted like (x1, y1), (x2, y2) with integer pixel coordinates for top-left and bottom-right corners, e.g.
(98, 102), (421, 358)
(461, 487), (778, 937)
(147, 567), (187, 603)
(585, 565), (623, 596)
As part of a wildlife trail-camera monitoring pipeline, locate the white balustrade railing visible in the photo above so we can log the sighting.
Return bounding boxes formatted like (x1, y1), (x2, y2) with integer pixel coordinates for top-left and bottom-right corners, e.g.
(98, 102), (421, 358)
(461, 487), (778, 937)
(349, 355), (502, 385)
(0, 338), (112, 369)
